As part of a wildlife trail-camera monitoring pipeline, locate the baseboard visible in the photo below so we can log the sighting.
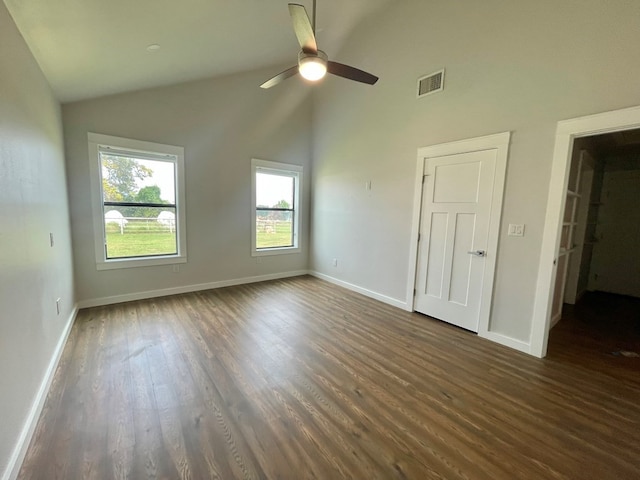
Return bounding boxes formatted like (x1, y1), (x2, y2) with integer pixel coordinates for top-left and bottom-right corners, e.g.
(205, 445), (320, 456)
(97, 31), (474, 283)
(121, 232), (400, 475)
(3, 305), (78, 480)
(77, 270), (310, 309)
(309, 271), (409, 310)
(311, 272), (535, 356)
(479, 330), (531, 355)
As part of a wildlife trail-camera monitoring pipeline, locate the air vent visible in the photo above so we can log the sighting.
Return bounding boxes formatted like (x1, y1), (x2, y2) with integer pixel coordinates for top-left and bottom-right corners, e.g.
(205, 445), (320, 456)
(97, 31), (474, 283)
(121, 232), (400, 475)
(417, 69), (445, 98)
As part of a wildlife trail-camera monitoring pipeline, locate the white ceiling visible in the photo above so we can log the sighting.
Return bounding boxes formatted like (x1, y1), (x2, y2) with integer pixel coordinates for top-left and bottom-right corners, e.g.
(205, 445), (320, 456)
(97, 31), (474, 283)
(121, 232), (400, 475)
(4, 0), (392, 102)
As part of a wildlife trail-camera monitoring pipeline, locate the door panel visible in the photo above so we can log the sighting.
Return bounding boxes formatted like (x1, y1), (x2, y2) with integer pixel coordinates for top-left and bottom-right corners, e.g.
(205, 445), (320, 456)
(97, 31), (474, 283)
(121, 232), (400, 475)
(433, 162), (481, 203)
(425, 212), (448, 298)
(415, 149), (497, 332)
(450, 213), (476, 306)
(552, 253), (569, 321)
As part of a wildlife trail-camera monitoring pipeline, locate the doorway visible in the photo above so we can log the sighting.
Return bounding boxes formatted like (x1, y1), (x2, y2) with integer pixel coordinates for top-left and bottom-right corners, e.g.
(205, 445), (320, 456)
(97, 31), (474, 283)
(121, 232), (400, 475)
(548, 129), (640, 358)
(532, 105), (640, 358)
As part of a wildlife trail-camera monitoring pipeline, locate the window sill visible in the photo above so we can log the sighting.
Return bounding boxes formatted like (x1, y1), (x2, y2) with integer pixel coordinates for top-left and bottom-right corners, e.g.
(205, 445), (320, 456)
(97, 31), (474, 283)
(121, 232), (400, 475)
(252, 247), (301, 257)
(96, 255), (187, 270)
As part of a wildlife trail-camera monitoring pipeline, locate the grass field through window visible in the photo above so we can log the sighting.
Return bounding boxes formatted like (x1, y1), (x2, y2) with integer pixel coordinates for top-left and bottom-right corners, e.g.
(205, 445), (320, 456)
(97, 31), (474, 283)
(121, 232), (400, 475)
(105, 221), (176, 258)
(256, 221), (293, 249)
(106, 231), (176, 258)
(105, 221), (293, 258)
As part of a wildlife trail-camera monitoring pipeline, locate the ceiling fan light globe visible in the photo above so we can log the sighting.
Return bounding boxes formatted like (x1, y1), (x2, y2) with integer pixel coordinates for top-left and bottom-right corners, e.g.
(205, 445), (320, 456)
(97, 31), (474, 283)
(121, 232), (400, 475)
(299, 56), (327, 81)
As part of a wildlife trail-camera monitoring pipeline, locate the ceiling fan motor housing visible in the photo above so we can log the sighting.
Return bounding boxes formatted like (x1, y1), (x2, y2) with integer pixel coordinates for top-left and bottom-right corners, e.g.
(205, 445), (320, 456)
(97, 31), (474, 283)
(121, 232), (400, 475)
(298, 50), (328, 81)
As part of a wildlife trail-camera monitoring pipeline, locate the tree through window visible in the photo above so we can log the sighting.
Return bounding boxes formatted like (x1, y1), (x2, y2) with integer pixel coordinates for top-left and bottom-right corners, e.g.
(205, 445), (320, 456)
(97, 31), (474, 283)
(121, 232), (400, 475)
(100, 153), (177, 258)
(88, 133), (186, 270)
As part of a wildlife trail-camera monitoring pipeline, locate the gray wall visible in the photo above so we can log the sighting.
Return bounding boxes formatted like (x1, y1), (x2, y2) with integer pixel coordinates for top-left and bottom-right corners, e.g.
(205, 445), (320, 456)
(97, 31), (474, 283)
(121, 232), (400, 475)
(0, 2), (75, 477)
(311, 0), (640, 343)
(63, 68), (313, 304)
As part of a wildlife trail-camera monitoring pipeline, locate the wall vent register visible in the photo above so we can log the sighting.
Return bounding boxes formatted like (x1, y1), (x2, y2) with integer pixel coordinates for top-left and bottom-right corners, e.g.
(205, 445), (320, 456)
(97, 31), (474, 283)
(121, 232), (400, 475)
(417, 69), (445, 98)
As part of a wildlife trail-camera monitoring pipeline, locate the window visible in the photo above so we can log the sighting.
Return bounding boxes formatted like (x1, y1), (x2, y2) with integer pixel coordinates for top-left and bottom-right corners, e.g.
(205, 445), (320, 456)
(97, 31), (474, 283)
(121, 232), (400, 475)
(251, 159), (302, 256)
(88, 133), (187, 270)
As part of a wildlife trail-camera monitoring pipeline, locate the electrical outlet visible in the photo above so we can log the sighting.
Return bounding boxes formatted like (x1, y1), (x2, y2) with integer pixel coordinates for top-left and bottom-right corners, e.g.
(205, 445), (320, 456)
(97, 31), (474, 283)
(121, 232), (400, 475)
(172, 265), (180, 273)
(256, 257), (263, 264)
(56, 298), (61, 315)
(50, 233), (54, 247)
(332, 258), (338, 267)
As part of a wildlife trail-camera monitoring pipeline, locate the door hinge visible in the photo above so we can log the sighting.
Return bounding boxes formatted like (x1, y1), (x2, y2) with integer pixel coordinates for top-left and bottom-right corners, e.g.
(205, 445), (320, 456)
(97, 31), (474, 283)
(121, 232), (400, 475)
(413, 288), (417, 296)
(417, 233), (421, 242)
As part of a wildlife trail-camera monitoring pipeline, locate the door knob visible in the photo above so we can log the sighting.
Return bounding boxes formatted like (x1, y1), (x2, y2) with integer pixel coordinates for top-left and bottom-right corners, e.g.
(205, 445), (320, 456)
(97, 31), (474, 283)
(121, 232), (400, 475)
(468, 250), (486, 257)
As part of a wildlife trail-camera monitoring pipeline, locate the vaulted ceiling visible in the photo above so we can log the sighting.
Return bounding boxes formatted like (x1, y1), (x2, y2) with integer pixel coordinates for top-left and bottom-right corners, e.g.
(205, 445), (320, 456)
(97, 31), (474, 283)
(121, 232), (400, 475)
(4, 0), (392, 102)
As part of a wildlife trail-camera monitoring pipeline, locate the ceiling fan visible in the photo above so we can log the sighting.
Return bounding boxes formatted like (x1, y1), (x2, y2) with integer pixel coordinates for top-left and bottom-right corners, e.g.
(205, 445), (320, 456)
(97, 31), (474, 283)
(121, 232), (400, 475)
(260, 1), (379, 89)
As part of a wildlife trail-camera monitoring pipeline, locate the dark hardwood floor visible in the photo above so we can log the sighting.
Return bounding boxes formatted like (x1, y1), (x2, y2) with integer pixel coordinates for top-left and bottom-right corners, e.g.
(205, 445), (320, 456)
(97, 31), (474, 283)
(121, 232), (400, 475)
(19, 276), (640, 479)
(547, 291), (640, 384)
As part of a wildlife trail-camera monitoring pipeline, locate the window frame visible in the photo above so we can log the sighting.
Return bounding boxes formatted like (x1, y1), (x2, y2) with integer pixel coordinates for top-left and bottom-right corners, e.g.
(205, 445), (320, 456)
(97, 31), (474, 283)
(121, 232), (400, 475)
(251, 158), (302, 257)
(88, 133), (187, 270)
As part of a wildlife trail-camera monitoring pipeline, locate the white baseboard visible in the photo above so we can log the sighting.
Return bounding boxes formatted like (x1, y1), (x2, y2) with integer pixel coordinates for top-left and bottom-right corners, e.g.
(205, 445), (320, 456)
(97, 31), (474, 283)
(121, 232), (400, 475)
(479, 330), (532, 355)
(3, 306), (78, 480)
(309, 271), (409, 311)
(77, 270), (310, 309)
(302, 273), (534, 356)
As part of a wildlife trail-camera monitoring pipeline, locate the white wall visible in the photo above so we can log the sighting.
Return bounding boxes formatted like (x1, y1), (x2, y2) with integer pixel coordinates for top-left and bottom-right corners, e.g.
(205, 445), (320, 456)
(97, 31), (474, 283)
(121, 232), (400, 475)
(0, 3), (75, 478)
(589, 156), (640, 297)
(63, 68), (313, 304)
(311, 0), (640, 344)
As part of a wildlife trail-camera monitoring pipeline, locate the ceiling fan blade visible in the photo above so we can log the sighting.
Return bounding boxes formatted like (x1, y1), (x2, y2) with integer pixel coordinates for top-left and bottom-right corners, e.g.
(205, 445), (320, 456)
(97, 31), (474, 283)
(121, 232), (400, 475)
(260, 66), (299, 89)
(288, 4), (318, 54)
(327, 61), (379, 85)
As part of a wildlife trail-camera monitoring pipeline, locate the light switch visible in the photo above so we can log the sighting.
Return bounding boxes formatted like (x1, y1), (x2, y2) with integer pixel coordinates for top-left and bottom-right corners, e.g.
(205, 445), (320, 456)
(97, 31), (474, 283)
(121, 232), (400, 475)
(508, 224), (525, 237)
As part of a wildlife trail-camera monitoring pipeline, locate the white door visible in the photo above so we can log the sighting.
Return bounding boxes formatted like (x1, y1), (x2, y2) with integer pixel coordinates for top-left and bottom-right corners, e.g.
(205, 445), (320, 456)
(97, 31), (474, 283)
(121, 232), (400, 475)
(563, 150), (595, 305)
(549, 150), (594, 326)
(415, 149), (498, 332)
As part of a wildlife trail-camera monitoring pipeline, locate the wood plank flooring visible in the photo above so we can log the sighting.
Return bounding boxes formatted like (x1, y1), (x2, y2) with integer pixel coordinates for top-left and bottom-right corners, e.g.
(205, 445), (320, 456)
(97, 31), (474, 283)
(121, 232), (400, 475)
(18, 276), (640, 479)
(547, 291), (640, 384)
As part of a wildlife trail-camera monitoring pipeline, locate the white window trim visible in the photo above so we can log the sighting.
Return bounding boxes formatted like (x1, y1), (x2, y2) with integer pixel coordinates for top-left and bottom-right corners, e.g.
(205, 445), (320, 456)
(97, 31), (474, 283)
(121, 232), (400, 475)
(251, 158), (302, 257)
(88, 132), (187, 270)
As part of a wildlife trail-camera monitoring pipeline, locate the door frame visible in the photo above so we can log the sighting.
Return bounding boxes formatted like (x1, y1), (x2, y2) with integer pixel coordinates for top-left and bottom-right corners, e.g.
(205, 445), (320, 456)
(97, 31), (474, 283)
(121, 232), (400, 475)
(407, 132), (511, 341)
(531, 104), (640, 358)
